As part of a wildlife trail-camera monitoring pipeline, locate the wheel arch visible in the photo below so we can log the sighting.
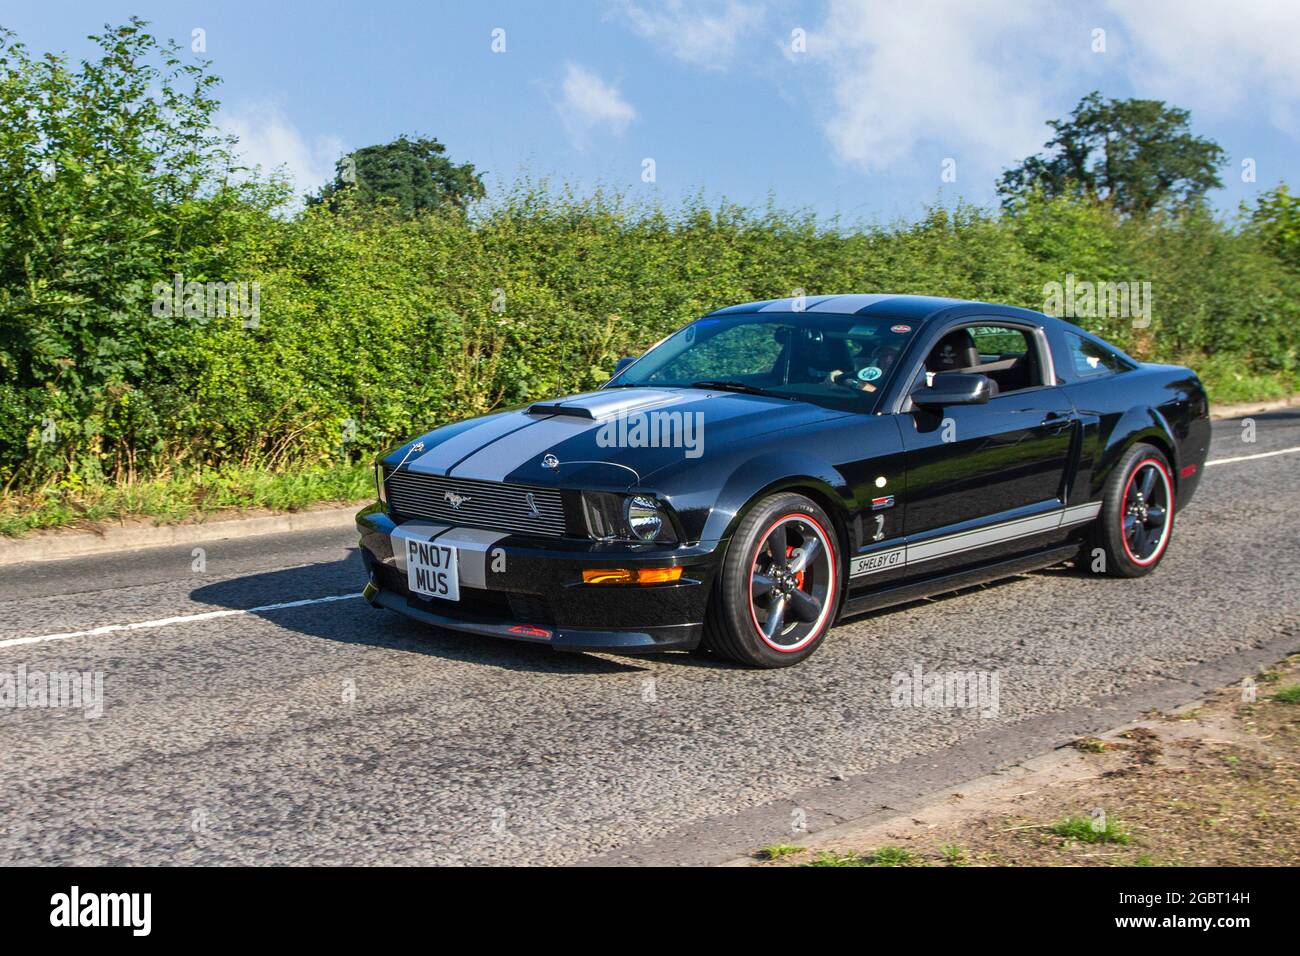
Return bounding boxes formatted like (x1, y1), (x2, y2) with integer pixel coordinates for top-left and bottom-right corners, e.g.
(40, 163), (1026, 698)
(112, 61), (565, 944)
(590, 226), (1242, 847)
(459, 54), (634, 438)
(706, 457), (855, 620)
(1096, 405), (1181, 498)
(709, 453), (852, 543)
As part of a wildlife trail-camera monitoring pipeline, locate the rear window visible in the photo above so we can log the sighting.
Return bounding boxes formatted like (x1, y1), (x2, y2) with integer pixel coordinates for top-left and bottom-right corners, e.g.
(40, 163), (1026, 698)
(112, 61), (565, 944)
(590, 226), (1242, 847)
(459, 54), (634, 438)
(1064, 332), (1132, 378)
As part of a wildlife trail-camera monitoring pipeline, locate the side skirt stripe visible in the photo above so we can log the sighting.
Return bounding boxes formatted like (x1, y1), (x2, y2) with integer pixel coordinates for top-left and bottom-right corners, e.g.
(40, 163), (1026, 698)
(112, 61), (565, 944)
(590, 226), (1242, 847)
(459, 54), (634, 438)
(850, 501), (1101, 577)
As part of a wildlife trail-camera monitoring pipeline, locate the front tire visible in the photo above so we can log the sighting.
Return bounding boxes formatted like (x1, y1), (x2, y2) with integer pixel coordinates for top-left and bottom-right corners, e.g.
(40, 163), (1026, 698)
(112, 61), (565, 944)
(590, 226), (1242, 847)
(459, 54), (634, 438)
(1090, 442), (1176, 578)
(703, 492), (841, 667)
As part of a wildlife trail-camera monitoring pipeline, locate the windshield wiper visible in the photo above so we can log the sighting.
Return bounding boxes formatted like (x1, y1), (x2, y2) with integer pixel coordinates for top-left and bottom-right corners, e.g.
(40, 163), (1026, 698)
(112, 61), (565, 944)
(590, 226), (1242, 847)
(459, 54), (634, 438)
(689, 380), (793, 399)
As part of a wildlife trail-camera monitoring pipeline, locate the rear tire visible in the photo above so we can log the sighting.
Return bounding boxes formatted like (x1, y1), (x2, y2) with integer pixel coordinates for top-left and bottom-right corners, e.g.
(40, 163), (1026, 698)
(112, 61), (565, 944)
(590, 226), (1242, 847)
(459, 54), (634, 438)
(1089, 442), (1176, 578)
(702, 492), (841, 668)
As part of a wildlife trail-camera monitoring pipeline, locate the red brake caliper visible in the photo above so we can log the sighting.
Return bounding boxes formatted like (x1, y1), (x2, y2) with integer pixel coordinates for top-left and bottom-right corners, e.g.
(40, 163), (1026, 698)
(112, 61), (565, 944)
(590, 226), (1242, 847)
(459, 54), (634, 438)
(787, 546), (805, 590)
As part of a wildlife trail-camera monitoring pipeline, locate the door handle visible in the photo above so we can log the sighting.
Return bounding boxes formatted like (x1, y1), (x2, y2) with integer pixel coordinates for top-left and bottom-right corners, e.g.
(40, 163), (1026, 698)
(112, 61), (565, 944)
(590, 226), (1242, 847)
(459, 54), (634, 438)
(1040, 412), (1074, 433)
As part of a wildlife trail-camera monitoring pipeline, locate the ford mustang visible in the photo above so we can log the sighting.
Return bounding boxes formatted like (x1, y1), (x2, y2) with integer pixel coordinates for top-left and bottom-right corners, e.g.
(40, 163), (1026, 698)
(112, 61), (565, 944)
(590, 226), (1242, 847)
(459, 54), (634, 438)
(356, 294), (1210, 667)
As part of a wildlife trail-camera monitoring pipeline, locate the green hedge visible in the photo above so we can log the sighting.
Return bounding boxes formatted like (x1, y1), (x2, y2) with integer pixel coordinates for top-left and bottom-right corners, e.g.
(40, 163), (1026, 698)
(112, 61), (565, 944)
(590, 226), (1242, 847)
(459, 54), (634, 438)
(4, 185), (1299, 492)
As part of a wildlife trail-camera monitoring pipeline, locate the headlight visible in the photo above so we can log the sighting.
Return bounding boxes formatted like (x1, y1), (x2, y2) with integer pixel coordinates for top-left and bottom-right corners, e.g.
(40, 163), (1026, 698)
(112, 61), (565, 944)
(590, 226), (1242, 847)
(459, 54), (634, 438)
(626, 495), (663, 541)
(582, 492), (677, 543)
(375, 462), (388, 506)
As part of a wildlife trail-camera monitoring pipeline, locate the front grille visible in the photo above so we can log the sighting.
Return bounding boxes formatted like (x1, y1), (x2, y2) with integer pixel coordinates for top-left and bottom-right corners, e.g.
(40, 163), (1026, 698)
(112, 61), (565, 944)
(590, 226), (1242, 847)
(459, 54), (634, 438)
(386, 470), (567, 537)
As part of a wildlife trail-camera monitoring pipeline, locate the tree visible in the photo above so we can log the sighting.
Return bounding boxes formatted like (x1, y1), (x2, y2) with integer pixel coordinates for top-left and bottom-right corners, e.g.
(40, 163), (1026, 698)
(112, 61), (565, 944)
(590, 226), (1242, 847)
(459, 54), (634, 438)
(1250, 184), (1300, 269)
(0, 18), (258, 487)
(998, 92), (1225, 216)
(310, 136), (485, 217)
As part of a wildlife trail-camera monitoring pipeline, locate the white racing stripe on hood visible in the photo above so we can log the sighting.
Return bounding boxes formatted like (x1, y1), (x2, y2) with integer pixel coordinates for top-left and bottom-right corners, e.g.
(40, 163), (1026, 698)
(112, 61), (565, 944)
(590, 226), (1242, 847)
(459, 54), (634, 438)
(408, 390), (699, 476)
(407, 414), (531, 475)
(448, 414), (596, 481)
(449, 388), (717, 482)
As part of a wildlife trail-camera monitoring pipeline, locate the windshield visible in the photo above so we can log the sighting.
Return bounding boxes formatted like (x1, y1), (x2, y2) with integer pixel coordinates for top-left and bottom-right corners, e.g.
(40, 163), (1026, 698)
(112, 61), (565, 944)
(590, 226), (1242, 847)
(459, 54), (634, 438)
(607, 312), (919, 412)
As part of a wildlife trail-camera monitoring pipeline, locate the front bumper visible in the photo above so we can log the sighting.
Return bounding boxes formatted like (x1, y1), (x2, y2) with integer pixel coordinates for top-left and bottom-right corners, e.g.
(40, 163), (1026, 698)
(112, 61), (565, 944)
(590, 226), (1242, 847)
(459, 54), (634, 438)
(356, 505), (721, 654)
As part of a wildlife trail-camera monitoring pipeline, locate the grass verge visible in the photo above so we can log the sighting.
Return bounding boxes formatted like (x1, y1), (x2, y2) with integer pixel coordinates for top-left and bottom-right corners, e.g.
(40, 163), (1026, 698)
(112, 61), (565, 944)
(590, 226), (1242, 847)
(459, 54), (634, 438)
(807, 846), (922, 867)
(1191, 354), (1300, 406)
(0, 462), (373, 538)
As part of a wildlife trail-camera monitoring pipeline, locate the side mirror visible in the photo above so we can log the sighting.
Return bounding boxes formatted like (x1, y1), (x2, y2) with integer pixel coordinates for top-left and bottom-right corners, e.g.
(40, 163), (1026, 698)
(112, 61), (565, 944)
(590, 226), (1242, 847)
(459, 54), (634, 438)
(911, 372), (994, 410)
(612, 356), (636, 376)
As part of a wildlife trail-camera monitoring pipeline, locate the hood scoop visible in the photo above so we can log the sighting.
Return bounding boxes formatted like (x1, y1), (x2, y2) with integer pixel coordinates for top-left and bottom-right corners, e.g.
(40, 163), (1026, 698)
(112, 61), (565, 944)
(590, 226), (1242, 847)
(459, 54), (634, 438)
(527, 388), (685, 421)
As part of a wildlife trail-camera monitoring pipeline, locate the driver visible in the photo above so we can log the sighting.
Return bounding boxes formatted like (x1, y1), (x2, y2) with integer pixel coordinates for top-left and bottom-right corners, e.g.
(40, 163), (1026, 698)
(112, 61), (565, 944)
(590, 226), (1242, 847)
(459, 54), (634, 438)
(821, 342), (899, 392)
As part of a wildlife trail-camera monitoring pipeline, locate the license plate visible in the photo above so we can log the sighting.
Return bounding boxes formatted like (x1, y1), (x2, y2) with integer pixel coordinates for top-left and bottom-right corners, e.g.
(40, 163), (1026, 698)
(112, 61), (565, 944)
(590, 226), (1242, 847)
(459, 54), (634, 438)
(402, 535), (459, 601)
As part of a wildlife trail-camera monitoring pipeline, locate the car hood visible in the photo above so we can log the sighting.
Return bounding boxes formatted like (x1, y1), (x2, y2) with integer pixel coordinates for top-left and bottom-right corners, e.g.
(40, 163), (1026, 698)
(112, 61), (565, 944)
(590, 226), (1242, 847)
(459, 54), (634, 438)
(390, 387), (850, 490)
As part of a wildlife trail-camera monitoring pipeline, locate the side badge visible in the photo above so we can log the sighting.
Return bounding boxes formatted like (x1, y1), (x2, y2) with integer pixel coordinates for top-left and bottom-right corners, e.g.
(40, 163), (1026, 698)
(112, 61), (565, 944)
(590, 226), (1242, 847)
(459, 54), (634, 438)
(871, 495), (895, 510)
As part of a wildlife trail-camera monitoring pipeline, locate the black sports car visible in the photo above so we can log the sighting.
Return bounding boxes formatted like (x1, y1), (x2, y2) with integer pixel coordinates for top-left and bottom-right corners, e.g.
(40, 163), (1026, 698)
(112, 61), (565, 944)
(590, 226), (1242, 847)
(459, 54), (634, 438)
(357, 294), (1209, 667)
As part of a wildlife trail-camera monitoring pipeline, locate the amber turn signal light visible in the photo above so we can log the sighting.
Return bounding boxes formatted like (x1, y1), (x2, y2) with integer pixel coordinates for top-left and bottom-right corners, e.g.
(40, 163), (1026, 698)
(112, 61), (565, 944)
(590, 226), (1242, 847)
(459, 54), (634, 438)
(582, 567), (683, 585)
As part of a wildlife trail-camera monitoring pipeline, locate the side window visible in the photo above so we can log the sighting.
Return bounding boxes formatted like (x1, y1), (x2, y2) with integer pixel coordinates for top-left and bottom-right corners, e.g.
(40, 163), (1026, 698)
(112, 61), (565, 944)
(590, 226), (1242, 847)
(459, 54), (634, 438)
(928, 324), (1042, 394)
(968, 325), (1028, 361)
(1064, 332), (1130, 379)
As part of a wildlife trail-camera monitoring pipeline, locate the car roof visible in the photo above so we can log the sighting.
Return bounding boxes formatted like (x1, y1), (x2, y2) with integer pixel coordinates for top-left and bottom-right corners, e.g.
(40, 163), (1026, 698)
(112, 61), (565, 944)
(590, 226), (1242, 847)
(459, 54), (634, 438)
(703, 293), (1050, 327)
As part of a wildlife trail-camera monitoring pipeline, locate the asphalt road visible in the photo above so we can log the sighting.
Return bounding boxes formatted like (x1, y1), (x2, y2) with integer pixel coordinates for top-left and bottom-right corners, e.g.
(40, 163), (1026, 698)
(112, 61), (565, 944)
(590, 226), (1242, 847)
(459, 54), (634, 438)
(1, 412), (1297, 865)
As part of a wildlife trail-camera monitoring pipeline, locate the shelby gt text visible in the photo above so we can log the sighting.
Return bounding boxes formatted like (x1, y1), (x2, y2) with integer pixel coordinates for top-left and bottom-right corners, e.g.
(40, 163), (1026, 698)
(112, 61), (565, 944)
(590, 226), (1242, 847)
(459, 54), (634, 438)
(357, 294), (1209, 667)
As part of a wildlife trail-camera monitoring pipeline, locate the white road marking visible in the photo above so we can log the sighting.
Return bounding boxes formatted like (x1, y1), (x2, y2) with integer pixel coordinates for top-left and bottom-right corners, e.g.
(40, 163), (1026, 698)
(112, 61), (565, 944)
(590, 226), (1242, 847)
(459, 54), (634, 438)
(2, 441), (1297, 652)
(1205, 445), (1300, 467)
(0, 592), (361, 650)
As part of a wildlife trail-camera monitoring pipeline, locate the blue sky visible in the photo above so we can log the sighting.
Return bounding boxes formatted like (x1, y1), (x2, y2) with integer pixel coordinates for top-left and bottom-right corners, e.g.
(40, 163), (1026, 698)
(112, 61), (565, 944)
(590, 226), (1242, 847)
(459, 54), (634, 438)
(6, 1), (1298, 224)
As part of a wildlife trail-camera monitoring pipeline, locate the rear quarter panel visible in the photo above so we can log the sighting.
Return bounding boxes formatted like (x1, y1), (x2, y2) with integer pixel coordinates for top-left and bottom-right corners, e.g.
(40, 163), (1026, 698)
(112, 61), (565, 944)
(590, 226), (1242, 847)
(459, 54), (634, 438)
(1061, 363), (1210, 511)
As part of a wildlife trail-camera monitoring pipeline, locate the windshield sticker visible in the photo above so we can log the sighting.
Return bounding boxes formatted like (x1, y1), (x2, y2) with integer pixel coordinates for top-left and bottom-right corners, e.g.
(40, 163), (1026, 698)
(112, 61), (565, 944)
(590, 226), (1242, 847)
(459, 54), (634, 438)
(858, 366), (883, 382)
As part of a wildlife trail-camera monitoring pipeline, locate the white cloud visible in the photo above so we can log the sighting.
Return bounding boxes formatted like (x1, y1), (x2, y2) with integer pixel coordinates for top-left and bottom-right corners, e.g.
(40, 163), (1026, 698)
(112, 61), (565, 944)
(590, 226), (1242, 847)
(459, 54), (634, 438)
(218, 100), (344, 196)
(801, 0), (1300, 184)
(615, 0), (767, 69)
(808, 0), (1065, 175)
(1106, 0), (1300, 137)
(555, 63), (637, 143)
